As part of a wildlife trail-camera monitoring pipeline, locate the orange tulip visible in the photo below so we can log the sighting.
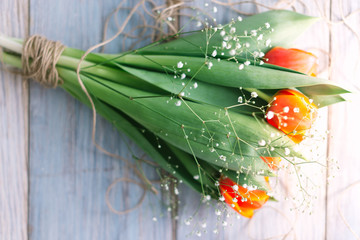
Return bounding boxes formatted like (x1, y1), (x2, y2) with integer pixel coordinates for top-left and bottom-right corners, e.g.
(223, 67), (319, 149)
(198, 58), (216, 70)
(266, 89), (318, 143)
(261, 156), (281, 170)
(264, 47), (318, 76)
(219, 176), (269, 218)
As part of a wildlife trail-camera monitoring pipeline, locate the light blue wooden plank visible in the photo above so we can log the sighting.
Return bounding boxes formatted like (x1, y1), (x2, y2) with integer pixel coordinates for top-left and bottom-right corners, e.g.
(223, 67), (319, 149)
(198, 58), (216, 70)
(0, 1), (28, 239)
(28, 0), (171, 239)
(327, 0), (360, 239)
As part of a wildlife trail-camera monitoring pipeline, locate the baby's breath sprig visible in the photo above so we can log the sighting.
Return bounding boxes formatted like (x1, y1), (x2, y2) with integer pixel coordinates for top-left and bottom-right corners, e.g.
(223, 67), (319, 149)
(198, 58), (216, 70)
(210, 20), (273, 72)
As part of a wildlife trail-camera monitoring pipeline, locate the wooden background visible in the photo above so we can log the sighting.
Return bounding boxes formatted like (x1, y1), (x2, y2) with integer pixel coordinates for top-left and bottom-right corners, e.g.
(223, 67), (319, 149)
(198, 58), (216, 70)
(1, 0), (359, 239)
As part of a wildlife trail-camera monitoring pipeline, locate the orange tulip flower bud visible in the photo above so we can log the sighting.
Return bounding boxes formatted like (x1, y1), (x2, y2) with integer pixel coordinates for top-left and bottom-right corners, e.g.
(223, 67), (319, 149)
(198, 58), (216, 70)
(219, 176), (269, 218)
(261, 156), (281, 170)
(266, 89), (318, 143)
(264, 47), (318, 76)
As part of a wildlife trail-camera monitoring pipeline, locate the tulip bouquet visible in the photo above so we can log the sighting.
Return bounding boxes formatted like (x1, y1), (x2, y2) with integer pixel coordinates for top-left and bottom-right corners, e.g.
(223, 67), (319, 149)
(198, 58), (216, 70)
(0, 10), (349, 218)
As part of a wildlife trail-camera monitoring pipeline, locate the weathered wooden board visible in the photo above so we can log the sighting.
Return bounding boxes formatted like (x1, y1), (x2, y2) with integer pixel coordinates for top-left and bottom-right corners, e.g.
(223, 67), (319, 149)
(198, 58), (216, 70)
(0, 1), (28, 240)
(28, 0), (171, 239)
(1, 0), (360, 239)
(327, 0), (360, 239)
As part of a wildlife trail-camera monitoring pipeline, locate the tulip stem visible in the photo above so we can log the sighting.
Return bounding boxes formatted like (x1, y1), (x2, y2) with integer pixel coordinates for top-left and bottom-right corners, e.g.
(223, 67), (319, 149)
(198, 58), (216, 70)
(244, 88), (272, 103)
(0, 35), (23, 54)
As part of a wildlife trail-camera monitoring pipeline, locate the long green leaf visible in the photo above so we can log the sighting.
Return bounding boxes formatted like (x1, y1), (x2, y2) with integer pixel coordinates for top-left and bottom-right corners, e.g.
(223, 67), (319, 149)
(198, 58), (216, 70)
(140, 10), (319, 58)
(78, 76), (301, 174)
(117, 64), (268, 113)
(115, 54), (349, 94)
(308, 94), (346, 108)
(58, 67), (211, 194)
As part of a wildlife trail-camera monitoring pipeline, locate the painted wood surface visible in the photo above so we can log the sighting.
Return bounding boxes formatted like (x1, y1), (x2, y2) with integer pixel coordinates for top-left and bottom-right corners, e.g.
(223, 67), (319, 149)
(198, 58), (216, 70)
(0, 0), (359, 239)
(327, 0), (360, 239)
(28, 1), (171, 240)
(0, 1), (28, 240)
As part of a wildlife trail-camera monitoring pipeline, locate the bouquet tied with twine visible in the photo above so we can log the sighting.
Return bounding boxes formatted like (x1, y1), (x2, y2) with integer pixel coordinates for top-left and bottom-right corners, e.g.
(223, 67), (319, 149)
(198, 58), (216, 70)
(0, 10), (350, 218)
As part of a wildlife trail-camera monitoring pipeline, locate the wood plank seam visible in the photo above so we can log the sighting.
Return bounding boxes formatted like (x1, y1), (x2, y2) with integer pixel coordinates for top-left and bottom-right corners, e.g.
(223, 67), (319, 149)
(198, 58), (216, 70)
(26, 1), (30, 240)
(0, 0), (29, 239)
(325, 0), (332, 239)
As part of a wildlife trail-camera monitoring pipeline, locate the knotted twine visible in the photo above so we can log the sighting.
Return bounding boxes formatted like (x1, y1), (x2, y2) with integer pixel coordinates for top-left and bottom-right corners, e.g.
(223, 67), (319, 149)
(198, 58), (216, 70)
(22, 35), (65, 88)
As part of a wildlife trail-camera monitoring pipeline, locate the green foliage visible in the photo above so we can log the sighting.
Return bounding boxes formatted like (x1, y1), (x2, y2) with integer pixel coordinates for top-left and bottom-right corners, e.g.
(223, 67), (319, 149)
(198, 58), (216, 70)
(0, 10), (350, 198)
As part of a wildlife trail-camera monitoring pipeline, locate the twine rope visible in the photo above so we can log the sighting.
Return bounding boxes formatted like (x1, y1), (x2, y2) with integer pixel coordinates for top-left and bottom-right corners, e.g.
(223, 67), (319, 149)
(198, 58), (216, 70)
(22, 35), (65, 88)
(105, 178), (147, 215)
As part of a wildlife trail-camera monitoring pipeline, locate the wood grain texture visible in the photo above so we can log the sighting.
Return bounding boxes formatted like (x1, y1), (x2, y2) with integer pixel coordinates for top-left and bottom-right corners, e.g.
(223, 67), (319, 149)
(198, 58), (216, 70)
(28, 0), (171, 239)
(1, 0), (359, 239)
(0, 1), (29, 240)
(326, 0), (360, 239)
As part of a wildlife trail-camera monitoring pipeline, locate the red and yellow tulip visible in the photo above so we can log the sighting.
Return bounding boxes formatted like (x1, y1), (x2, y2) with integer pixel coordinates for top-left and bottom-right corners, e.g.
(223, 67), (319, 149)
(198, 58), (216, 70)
(266, 89), (318, 143)
(264, 47), (319, 143)
(264, 47), (318, 76)
(219, 176), (269, 218)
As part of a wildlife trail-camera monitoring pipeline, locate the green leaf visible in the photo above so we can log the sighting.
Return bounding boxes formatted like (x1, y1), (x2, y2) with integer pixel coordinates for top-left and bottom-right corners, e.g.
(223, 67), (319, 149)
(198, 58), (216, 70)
(58, 67), (210, 194)
(296, 84), (350, 107)
(56, 55), (167, 95)
(118, 64), (239, 106)
(166, 143), (218, 193)
(77, 74), (300, 174)
(297, 84), (351, 96)
(117, 64), (265, 113)
(308, 94), (346, 108)
(139, 10), (319, 58)
(115, 54), (349, 94)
